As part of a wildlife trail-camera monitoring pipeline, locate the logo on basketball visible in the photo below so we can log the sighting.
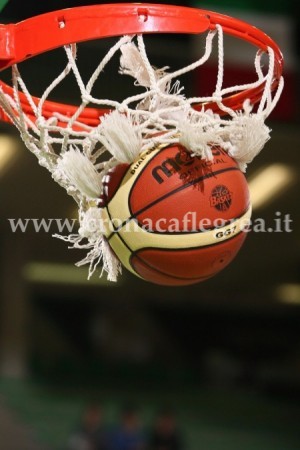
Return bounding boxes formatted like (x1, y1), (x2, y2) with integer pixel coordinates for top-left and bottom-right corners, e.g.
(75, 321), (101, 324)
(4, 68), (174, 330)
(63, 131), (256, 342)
(210, 185), (232, 211)
(151, 147), (227, 184)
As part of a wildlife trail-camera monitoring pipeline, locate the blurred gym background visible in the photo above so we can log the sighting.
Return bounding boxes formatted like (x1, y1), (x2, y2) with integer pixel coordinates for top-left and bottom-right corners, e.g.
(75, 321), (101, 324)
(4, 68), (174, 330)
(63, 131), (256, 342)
(0, 1), (299, 449)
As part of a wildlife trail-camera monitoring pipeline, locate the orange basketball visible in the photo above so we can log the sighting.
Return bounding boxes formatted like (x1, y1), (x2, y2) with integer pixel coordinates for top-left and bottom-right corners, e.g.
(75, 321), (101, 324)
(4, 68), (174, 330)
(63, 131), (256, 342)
(101, 144), (251, 286)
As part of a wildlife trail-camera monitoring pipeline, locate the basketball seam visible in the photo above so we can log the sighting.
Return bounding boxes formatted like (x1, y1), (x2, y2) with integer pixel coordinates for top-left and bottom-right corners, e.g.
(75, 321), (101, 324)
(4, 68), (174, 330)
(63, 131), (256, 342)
(130, 231), (244, 281)
(106, 166), (241, 241)
(103, 147), (161, 207)
(131, 229), (244, 255)
(102, 165), (129, 207)
(130, 253), (210, 282)
(133, 205), (251, 235)
(128, 164), (240, 219)
(106, 202), (215, 281)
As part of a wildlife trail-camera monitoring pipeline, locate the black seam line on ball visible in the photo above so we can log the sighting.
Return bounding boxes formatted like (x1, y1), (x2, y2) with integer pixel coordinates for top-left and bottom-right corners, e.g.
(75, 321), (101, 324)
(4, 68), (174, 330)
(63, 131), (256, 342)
(128, 231), (244, 281)
(106, 166), (240, 241)
(111, 228), (243, 282)
(127, 144), (173, 218)
(133, 204), (251, 235)
(110, 224), (207, 281)
(105, 204), (122, 240)
(129, 252), (210, 282)
(129, 229), (243, 257)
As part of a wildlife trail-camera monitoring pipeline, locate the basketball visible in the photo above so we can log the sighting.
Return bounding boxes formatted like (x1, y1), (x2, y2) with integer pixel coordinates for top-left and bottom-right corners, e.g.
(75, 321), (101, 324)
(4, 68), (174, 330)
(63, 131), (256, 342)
(101, 144), (251, 286)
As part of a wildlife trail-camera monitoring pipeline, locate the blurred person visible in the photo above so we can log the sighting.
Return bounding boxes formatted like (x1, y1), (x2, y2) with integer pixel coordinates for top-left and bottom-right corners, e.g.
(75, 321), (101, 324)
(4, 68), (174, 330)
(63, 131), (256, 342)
(109, 404), (146, 450)
(67, 403), (108, 450)
(148, 408), (184, 450)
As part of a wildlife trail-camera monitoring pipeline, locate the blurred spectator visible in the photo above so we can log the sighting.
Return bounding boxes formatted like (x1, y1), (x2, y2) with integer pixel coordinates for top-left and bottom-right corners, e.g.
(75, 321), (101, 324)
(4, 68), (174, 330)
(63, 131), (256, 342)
(67, 403), (108, 450)
(109, 404), (146, 450)
(148, 408), (184, 450)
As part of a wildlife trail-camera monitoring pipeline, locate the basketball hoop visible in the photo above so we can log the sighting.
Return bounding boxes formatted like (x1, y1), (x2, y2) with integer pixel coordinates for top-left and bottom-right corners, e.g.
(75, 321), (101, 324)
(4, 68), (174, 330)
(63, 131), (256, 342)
(0, 4), (284, 281)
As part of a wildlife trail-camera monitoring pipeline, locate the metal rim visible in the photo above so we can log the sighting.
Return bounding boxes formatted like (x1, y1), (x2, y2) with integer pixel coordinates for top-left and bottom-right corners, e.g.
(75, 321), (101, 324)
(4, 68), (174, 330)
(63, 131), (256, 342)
(0, 3), (283, 125)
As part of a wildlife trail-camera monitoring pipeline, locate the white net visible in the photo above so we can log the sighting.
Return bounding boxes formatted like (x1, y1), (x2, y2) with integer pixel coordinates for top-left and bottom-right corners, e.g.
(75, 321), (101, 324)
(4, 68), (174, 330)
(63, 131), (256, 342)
(0, 27), (284, 281)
